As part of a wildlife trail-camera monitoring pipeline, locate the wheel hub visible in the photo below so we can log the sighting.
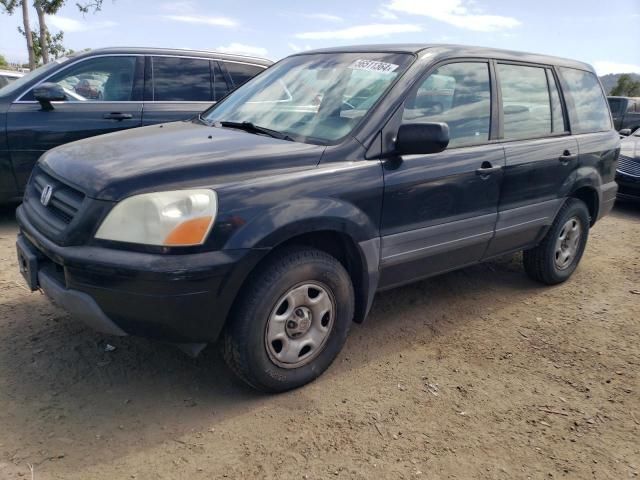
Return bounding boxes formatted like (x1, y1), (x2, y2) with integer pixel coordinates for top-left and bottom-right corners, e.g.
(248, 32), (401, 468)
(286, 307), (312, 338)
(265, 282), (336, 369)
(554, 216), (582, 270)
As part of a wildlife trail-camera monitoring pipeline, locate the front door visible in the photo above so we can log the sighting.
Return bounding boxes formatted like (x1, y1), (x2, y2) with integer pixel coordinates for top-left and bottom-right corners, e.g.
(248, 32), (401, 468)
(7, 55), (143, 191)
(379, 61), (504, 289)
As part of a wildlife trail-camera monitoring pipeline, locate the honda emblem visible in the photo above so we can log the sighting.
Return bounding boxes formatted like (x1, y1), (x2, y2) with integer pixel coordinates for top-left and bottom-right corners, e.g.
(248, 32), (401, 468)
(40, 184), (53, 207)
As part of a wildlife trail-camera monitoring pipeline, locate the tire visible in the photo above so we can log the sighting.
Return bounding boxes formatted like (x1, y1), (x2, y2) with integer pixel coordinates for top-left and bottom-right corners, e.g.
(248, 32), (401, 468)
(523, 198), (590, 285)
(223, 246), (354, 392)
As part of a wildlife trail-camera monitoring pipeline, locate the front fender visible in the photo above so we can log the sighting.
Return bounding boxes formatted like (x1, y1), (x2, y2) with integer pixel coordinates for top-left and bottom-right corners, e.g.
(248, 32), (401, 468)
(224, 196), (379, 249)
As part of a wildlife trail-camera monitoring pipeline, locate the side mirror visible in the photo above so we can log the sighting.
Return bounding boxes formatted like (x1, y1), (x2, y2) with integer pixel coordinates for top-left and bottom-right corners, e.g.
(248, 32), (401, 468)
(33, 82), (66, 111)
(619, 128), (632, 137)
(396, 122), (449, 155)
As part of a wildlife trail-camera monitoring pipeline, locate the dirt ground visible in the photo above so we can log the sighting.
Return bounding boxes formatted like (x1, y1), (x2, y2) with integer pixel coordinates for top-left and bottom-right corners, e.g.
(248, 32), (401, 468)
(0, 202), (638, 480)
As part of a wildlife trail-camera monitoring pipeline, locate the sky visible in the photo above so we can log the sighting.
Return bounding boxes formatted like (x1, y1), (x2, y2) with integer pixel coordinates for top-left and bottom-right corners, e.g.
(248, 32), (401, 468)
(1, 0), (639, 75)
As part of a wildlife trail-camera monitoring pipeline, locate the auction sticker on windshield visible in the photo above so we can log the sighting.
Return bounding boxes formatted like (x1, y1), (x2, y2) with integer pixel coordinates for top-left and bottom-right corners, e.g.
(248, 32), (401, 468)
(349, 59), (398, 74)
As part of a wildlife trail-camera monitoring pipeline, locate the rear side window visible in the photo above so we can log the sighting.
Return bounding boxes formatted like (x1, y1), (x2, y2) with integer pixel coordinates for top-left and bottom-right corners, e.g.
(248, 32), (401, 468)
(403, 62), (491, 148)
(152, 56), (211, 101)
(558, 68), (611, 133)
(497, 64), (551, 140)
(223, 62), (264, 87)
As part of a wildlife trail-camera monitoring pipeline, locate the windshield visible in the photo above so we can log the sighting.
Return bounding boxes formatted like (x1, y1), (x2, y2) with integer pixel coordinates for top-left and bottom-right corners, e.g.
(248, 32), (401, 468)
(203, 52), (413, 144)
(0, 57), (68, 98)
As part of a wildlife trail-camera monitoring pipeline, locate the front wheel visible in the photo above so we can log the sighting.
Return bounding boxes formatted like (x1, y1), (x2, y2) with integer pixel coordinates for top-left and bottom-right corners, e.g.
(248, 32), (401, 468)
(223, 247), (354, 392)
(523, 198), (590, 285)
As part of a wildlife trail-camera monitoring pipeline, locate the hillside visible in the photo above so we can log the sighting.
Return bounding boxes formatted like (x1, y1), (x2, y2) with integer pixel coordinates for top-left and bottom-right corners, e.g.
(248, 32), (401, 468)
(599, 73), (640, 95)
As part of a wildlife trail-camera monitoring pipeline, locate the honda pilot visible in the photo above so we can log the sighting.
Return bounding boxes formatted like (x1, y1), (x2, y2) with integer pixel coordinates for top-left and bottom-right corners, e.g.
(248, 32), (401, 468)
(16, 45), (619, 392)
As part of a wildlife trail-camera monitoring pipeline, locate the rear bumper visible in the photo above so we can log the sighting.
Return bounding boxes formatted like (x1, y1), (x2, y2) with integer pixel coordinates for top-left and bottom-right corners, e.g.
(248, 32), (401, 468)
(16, 205), (266, 342)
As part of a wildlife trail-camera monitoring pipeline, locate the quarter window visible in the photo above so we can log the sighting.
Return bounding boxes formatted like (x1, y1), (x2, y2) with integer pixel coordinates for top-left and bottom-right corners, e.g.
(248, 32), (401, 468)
(223, 62), (264, 87)
(152, 57), (212, 101)
(558, 67), (611, 133)
(498, 64), (551, 140)
(28, 56), (138, 102)
(402, 62), (491, 148)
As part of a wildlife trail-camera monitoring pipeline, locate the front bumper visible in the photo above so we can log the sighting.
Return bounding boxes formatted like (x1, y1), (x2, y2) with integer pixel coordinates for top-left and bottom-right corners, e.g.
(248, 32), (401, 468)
(16, 205), (266, 342)
(615, 172), (640, 201)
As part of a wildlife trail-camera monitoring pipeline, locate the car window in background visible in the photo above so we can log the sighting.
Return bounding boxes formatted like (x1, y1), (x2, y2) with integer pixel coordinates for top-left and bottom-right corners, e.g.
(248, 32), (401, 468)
(628, 100), (638, 113)
(205, 53), (413, 145)
(224, 62), (264, 87)
(152, 56), (211, 101)
(607, 98), (623, 116)
(559, 68), (611, 133)
(0, 76), (8, 88)
(0, 58), (66, 97)
(403, 62), (491, 148)
(212, 61), (230, 101)
(22, 56), (137, 102)
(498, 64), (551, 140)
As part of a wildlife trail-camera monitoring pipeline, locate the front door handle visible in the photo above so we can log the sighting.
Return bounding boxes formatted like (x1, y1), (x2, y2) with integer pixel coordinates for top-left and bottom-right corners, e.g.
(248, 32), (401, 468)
(559, 150), (577, 164)
(103, 112), (133, 121)
(475, 161), (502, 176)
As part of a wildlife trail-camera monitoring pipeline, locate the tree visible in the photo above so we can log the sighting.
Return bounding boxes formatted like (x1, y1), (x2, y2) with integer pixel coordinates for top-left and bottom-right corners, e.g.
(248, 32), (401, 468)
(1, 0), (105, 68)
(610, 74), (640, 97)
(18, 26), (71, 63)
(0, 54), (9, 68)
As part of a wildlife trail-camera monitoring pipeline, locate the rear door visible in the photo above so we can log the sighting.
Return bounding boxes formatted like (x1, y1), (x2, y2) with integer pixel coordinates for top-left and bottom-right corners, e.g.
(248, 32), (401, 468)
(484, 63), (578, 257)
(557, 67), (619, 218)
(7, 55), (143, 192)
(141, 56), (229, 125)
(379, 61), (505, 288)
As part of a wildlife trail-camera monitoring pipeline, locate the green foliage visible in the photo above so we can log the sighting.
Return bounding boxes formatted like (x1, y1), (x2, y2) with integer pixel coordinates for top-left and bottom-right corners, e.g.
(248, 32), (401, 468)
(0, 54), (9, 68)
(18, 26), (71, 64)
(610, 74), (640, 96)
(0, 0), (20, 14)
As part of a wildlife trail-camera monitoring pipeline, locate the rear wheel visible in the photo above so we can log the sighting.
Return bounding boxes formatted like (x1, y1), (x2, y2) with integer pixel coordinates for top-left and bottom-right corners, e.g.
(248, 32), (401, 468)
(523, 198), (590, 285)
(223, 246), (354, 392)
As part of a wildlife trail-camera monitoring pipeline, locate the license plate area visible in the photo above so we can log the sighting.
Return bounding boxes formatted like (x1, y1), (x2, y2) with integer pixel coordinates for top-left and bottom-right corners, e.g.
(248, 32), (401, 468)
(16, 235), (40, 291)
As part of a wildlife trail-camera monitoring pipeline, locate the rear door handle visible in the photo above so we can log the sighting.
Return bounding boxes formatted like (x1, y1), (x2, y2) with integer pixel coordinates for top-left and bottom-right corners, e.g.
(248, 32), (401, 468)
(103, 112), (133, 120)
(475, 162), (502, 176)
(559, 150), (577, 164)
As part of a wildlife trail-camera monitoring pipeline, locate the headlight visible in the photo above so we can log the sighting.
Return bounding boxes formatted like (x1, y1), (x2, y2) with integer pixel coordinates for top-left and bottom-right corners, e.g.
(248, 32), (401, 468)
(95, 189), (217, 246)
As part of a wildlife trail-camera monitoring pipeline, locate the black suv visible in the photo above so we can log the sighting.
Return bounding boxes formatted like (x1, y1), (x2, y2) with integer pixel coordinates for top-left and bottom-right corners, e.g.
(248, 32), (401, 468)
(16, 45), (619, 392)
(0, 47), (271, 203)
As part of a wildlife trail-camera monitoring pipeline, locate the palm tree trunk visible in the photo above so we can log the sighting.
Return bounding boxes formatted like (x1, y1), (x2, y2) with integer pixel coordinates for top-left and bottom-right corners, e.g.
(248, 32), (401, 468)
(21, 0), (36, 69)
(34, 0), (49, 64)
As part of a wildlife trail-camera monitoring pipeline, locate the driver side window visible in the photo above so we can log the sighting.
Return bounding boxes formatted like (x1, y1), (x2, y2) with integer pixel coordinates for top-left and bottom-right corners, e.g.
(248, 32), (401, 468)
(25, 56), (139, 102)
(402, 62), (491, 148)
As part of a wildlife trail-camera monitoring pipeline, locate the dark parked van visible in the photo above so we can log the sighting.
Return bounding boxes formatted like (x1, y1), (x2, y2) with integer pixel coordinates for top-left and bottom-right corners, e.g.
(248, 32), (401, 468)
(16, 44), (619, 392)
(0, 47), (271, 203)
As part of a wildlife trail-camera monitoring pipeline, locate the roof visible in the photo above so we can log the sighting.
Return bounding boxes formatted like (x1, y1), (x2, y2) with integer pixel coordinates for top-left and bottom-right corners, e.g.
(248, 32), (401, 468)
(298, 43), (594, 71)
(0, 69), (23, 77)
(70, 47), (272, 66)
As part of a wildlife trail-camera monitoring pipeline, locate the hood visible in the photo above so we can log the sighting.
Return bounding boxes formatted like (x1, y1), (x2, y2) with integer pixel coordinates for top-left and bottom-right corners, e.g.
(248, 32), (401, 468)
(40, 121), (325, 201)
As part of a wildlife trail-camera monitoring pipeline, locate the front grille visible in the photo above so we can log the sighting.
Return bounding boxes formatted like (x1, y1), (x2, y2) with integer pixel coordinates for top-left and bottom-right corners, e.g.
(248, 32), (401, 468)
(31, 169), (84, 225)
(617, 155), (640, 178)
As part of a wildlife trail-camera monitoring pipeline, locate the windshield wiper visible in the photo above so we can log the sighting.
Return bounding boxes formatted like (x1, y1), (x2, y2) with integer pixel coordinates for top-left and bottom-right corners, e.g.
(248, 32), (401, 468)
(217, 121), (293, 141)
